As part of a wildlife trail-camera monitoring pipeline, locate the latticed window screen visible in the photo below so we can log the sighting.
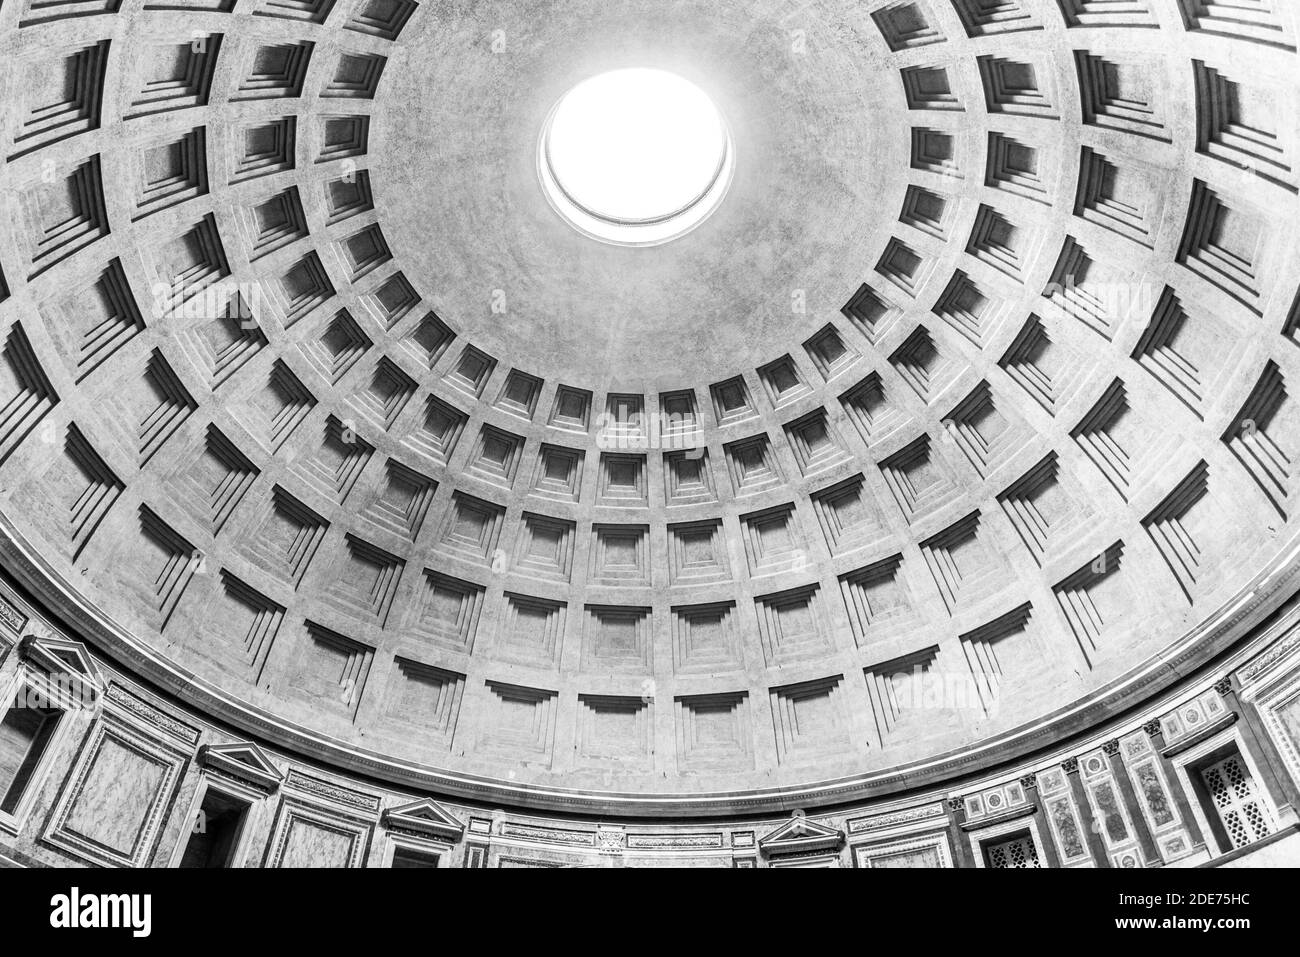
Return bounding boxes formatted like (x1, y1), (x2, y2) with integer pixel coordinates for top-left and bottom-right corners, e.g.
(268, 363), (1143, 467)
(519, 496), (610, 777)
(1200, 754), (1276, 850)
(985, 833), (1040, 868)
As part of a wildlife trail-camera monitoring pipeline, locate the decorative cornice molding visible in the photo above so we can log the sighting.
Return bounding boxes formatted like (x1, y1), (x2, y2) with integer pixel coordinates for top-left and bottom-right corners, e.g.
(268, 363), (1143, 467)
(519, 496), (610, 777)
(1160, 712), (1238, 759)
(959, 802), (1037, 832)
(0, 594), (26, 634)
(1238, 627), (1300, 683)
(381, 798), (465, 843)
(758, 812), (845, 857)
(18, 634), (102, 706)
(850, 803), (947, 833)
(626, 832), (724, 849)
(498, 821), (596, 847)
(284, 770), (381, 815)
(106, 683), (200, 745)
(198, 742), (283, 793)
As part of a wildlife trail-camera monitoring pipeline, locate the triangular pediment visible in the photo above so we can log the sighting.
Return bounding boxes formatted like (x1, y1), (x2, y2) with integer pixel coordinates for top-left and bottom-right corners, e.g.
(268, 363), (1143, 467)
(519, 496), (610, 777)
(758, 813), (844, 857)
(382, 798), (465, 842)
(199, 741), (284, 792)
(19, 635), (103, 703)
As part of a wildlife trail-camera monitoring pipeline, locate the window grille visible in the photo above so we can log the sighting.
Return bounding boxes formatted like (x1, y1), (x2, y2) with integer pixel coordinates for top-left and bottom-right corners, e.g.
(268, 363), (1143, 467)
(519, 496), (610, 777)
(1200, 754), (1276, 850)
(986, 833), (1040, 868)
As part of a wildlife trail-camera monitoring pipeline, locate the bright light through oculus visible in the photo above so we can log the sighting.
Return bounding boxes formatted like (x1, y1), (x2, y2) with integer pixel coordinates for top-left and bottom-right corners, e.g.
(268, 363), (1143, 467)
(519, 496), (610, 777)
(539, 69), (733, 246)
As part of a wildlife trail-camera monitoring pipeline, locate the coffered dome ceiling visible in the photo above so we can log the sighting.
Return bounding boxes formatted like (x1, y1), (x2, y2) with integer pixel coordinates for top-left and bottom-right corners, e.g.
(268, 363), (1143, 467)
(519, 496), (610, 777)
(0, 0), (1298, 813)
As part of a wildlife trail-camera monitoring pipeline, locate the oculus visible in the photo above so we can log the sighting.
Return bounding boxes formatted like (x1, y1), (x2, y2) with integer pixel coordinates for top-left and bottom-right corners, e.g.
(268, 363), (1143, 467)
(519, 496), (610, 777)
(538, 68), (734, 246)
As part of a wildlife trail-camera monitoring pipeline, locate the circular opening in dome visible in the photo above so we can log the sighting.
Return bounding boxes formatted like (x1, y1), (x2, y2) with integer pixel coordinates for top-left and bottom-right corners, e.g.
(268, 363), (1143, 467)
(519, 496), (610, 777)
(538, 69), (734, 246)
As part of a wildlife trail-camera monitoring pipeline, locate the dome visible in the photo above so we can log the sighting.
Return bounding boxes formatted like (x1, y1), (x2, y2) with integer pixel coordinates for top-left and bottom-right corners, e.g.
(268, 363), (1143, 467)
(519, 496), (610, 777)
(0, 0), (1299, 871)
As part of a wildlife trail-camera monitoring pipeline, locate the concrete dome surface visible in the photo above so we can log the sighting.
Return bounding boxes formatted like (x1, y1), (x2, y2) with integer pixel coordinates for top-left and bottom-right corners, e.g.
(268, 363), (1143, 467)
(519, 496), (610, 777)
(0, 0), (1298, 870)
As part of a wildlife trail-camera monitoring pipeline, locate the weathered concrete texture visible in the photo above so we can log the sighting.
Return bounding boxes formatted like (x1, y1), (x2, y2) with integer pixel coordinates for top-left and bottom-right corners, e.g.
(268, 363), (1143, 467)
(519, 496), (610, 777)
(375, 0), (906, 388)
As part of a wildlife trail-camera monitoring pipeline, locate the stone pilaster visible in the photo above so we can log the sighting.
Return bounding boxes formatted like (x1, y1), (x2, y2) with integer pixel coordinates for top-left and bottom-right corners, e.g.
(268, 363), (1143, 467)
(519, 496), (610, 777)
(944, 796), (976, 868)
(1102, 738), (1160, 865)
(1019, 774), (1061, 868)
(1063, 756), (1110, 866)
(1142, 719), (1206, 851)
